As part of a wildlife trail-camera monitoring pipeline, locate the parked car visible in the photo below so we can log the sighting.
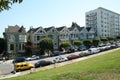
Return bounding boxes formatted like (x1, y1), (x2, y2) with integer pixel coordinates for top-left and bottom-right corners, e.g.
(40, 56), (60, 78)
(15, 62), (34, 71)
(88, 48), (100, 54)
(26, 55), (39, 61)
(34, 60), (53, 68)
(67, 54), (80, 60)
(65, 47), (75, 53)
(12, 57), (26, 63)
(53, 56), (68, 63)
(79, 50), (90, 56)
(78, 45), (87, 51)
(50, 51), (61, 56)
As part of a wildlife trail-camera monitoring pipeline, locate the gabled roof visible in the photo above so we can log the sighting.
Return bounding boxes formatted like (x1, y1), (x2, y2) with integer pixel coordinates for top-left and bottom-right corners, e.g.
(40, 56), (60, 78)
(56, 26), (65, 31)
(5, 25), (26, 33)
(27, 27), (42, 33)
(86, 27), (92, 32)
(44, 26), (54, 32)
(79, 27), (84, 31)
(68, 22), (81, 31)
(18, 26), (26, 32)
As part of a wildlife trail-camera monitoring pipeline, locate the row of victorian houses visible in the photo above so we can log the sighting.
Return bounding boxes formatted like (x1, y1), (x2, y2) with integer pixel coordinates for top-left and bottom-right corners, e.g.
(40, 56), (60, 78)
(3, 22), (95, 55)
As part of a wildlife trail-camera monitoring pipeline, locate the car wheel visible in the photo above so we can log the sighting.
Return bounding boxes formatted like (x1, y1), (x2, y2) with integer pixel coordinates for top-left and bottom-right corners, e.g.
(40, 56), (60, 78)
(18, 69), (21, 72)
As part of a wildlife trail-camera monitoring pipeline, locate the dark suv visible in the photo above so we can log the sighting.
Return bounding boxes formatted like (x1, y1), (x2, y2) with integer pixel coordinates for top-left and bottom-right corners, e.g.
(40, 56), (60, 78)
(12, 57), (26, 63)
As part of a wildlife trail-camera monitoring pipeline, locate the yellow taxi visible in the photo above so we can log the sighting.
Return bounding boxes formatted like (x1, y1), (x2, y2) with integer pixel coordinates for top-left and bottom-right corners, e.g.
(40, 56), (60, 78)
(15, 62), (34, 71)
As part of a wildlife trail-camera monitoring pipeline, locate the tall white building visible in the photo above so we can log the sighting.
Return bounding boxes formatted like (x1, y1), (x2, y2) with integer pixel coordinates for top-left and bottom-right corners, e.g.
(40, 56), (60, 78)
(86, 7), (120, 38)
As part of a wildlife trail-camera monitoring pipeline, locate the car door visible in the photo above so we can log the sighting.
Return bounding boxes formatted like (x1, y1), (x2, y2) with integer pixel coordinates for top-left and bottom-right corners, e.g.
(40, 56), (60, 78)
(23, 64), (29, 70)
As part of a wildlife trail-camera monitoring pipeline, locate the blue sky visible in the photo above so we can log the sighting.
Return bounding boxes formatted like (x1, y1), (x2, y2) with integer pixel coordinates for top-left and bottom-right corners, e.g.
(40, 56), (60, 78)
(0, 0), (120, 37)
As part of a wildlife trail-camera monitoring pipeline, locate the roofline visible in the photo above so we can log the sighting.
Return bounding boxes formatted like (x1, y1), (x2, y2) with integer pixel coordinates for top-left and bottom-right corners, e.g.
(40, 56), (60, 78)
(98, 7), (120, 15)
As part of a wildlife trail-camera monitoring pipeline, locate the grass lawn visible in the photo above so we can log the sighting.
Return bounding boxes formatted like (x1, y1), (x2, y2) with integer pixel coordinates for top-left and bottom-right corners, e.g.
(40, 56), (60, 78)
(3, 49), (120, 80)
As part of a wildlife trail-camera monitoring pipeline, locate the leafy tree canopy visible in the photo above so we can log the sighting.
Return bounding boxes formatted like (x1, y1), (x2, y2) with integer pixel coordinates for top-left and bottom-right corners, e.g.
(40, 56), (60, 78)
(60, 41), (71, 48)
(83, 39), (92, 49)
(0, 38), (5, 54)
(0, 0), (23, 12)
(101, 38), (108, 42)
(107, 37), (114, 41)
(39, 38), (54, 55)
(116, 35), (120, 39)
(93, 38), (100, 47)
(74, 40), (82, 46)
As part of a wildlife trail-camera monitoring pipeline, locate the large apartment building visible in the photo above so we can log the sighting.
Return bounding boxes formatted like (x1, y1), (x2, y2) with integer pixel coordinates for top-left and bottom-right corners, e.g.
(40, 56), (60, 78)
(86, 7), (120, 38)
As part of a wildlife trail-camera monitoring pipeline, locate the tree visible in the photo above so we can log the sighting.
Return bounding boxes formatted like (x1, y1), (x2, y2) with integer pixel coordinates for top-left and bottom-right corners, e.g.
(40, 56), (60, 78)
(0, 0), (23, 12)
(24, 41), (32, 56)
(74, 40), (82, 47)
(83, 39), (92, 49)
(101, 38), (108, 42)
(93, 38), (100, 47)
(107, 37), (114, 41)
(39, 38), (54, 56)
(59, 41), (71, 49)
(0, 38), (5, 54)
(116, 35), (120, 40)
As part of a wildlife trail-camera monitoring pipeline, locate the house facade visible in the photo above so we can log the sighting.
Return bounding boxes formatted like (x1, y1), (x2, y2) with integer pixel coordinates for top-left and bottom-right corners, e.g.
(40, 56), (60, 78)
(4, 23), (96, 55)
(68, 22), (81, 44)
(27, 27), (47, 45)
(56, 26), (70, 44)
(79, 27), (88, 40)
(45, 26), (59, 49)
(28, 26), (59, 49)
(3, 25), (27, 56)
(86, 27), (95, 39)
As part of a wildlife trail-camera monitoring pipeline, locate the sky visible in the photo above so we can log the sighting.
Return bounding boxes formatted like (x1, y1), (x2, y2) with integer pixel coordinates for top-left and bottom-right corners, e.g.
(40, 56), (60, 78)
(0, 0), (120, 37)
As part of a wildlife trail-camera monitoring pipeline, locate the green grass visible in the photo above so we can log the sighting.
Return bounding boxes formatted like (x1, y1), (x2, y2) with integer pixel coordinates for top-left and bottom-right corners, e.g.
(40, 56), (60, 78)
(3, 49), (120, 80)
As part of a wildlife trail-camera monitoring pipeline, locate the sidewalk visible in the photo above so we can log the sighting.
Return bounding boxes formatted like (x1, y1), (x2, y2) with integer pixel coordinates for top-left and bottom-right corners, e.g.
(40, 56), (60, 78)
(0, 73), (20, 80)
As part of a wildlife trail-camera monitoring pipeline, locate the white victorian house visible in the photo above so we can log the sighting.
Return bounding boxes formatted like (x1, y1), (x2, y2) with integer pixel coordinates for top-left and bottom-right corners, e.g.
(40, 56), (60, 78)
(68, 22), (81, 45)
(27, 27), (47, 45)
(44, 26), (59, 49)
(56, 26), (70, 44)
(79, 27), (88, 40)
(86, 27), (95, 39)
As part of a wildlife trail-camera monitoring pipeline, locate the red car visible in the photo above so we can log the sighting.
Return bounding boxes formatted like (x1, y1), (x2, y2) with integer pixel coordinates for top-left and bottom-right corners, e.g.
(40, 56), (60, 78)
(67, 54), (80, 60)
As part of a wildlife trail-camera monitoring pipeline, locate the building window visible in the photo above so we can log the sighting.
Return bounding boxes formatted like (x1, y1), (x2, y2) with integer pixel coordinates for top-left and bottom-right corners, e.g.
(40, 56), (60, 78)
(38, 30), (42, 33)
(19, 44), (24, 50)
(101, 20), (103, 23)
(54, 43), (57, 46)
(52, 29), (55, 32)
(10, 44), (14, 50)
(8, 35), (15, 42)
(37, 36), (40, 41)
(19, 35), (26, 42)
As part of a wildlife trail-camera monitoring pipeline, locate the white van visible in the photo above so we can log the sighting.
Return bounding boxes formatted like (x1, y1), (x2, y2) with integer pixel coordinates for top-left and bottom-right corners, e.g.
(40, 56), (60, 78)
(0, 63), (16, 75)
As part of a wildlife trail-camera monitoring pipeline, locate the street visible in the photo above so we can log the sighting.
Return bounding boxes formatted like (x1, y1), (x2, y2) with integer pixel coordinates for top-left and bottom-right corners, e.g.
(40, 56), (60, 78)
(0, 48), (119, 79)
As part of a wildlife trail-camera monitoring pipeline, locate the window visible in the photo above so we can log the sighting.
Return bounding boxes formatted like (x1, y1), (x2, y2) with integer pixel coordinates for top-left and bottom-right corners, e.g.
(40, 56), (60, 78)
(37, 36), (40, 41)
(38, 30), (42, 33)
(19, 35), (26, 42)
(52, 29), (55, 32)
(19, 44), (24, 50)
(101, 20), (103, 23)
(101, 25), (103, 27)
(8, 35), (15, 42)
(54, 43), (57, 46)
(10, 44), (14, 50)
